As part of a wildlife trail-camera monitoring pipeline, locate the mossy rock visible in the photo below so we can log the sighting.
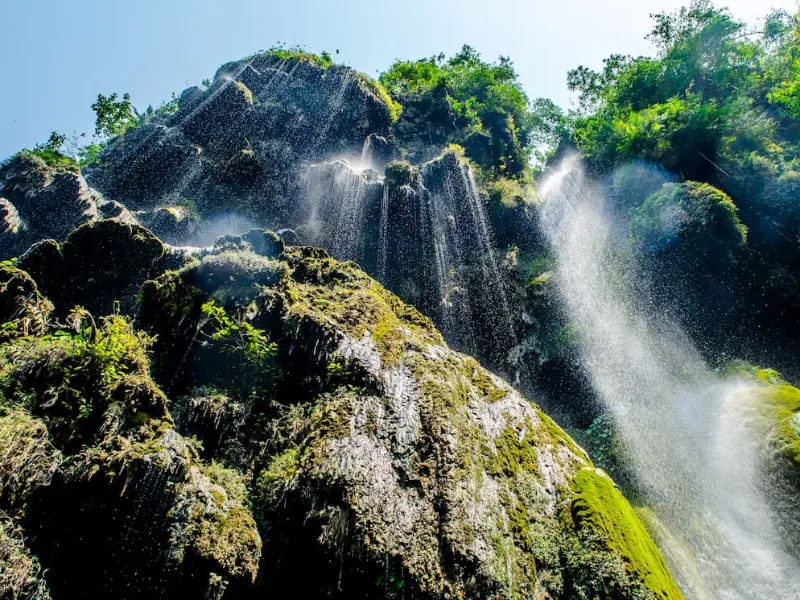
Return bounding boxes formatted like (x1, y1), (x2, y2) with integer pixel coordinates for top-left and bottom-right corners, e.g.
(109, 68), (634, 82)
(0, 153), (102, 259)
(0, 235), (681, 599)
(630, 182), (747, 256)
(721, 365), (800, 550)
(0, 307), (261, 599)
(571, 468), (685, 600)
(135, 239), (680, 599)
(384, 160), (420, 187)
(0, 265), (52, 340)
(0, 513), (51, 600)
(19, 219), (165, 317)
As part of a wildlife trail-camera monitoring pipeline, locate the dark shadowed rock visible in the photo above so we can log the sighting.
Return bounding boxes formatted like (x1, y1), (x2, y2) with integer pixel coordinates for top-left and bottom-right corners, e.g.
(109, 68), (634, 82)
(0, 154), (121, 259)
(19, 220), (165, 316)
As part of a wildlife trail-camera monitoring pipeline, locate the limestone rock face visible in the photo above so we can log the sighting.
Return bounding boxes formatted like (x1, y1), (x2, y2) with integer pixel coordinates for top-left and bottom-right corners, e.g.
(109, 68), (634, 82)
(85, 53), (398, 231)
(0, 153), (137, 259)
(0, 221), (681, 599)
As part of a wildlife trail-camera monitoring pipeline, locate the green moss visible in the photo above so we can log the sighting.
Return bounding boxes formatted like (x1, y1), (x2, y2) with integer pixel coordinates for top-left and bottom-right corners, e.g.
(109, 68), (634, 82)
(281, 249), (442, 367)
(200, 461), (250, 507)
(17, 149), (78, 171)
(256, 447), (300, 501)
(630, 182), (747, 254)
(384, 161), (419, 187)
(486, 425), (540, 479)
(191, 503), (261, 581)
(571, 468), (684, 600)
(0, 313), (167, 449)
(540, 410), (590, 462)
(355, 73), (403, 123)
(0, 407), (61, 510)
(729, 365), (800, 469)
(0, 514), (51, 600)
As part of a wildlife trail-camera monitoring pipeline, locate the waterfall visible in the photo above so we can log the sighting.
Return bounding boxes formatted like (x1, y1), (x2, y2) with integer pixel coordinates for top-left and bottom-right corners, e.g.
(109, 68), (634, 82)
(537, 155), (800, 600)
(300, 149), (516, 373)
(301, 159), (379, 263)
(378, 184), (389, 281)
(420, 156), (516, 364)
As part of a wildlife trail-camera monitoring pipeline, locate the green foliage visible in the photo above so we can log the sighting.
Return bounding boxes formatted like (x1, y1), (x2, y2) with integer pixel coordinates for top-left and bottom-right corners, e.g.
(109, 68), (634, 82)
(0, 311), (156, 436)
(92, 92), (137, 139)
(528, 98), (572, 170)
(263, 44), (334, 69)
(200, 301), (277, 369)
(134, 92), (180, 126)
(77, 142), (104, 168)
(559, 0), (800, 294)
(21, 131), (77, 170)
(355, 73), (403, 123)
(199, 300), (278, 399)
(34, 131), (66, 154)
(380, 45), (533, 176)
(487, 176), (534, 209)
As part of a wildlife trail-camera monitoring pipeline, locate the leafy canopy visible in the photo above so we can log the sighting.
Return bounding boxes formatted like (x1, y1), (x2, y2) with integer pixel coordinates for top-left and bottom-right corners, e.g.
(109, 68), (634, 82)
(91, 92), (137, 138)
(559, 0), (800, 251)
(380, 45), (533, 176)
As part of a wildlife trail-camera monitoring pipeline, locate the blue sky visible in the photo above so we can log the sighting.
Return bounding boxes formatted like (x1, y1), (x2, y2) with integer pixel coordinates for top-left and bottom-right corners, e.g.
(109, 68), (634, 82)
(0, 0), (795, 159)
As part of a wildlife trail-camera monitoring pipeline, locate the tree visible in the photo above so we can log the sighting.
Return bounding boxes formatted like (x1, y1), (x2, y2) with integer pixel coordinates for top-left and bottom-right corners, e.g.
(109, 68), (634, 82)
(33, 131), (66, 154)
(91, 93), (137, 139)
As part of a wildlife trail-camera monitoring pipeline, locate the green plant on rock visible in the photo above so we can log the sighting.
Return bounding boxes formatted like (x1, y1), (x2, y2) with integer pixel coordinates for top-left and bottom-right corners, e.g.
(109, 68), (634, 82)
(199, 300), (278, 399)
(260, 44), (334, 69)
(18, 131), (78, 170)
(0, 515), (51, 600)
(355, 73), (403, 123)
(200, 301), (277, 369)
(0, 310), (159, 443)
(380, 45), (534, 176)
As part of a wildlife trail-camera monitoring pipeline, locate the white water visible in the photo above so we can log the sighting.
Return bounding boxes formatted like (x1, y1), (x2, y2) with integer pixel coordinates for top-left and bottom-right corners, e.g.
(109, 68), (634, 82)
(302, 159), (371, 261)
(537, 155), (800, 600)
(419, 158), (516, 358)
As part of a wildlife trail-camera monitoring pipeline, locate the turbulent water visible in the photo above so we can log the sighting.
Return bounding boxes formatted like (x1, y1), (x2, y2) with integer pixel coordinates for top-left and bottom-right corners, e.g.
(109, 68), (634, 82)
(538, 155), (800, 600)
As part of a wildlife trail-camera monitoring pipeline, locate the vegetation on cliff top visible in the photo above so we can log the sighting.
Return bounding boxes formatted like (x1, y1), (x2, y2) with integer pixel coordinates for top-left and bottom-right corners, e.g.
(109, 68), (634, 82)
(381, 45), (534, 177)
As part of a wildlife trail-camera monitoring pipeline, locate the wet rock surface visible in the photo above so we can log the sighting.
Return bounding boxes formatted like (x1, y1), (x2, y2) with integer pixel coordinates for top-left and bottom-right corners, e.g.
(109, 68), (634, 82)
(0, 221), (679, 599)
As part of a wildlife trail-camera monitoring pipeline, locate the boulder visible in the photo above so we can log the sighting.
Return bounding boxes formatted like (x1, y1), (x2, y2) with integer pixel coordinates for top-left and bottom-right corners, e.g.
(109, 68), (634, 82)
(19, 220), (165, 317)
(0, 314), (260, 599)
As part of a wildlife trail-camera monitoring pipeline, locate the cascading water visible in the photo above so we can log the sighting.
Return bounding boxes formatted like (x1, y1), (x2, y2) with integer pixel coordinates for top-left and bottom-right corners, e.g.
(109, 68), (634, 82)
(538, 155), (800, 600)
(378, 184), (390, 281)
(298, 146), (516, 371)
(301, 158), (378, 262)
(420, 156), (515, 360)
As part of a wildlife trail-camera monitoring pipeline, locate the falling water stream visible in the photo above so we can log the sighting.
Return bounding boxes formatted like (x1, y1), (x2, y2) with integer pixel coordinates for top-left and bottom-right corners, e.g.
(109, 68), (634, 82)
(538, 155), (800, 600)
